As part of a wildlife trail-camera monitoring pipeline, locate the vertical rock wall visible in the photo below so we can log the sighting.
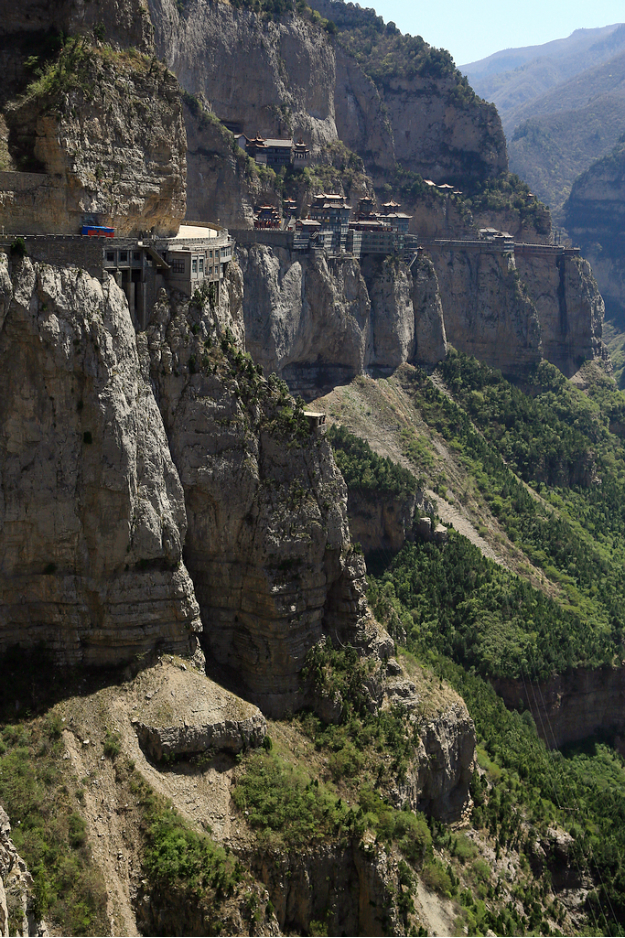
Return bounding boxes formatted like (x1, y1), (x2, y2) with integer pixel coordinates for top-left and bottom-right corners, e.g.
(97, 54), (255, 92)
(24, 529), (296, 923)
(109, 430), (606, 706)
(140, 287), (390, 716)
(427, 245), (542, 376)
(0, 255), (202, 665)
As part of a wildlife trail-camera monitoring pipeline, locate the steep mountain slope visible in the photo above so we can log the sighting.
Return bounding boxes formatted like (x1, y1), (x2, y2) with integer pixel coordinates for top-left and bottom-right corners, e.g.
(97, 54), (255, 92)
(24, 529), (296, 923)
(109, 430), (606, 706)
(507, 50), (625, 214)
(315, 354), (625, 933)
(0, 2), (624, 936)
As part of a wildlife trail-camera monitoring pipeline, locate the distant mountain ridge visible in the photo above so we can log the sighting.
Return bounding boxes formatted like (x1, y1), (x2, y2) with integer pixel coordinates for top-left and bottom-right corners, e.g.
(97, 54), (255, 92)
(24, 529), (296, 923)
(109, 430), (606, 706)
(462, 23), (625, 104)
(462, 23), (625, 215)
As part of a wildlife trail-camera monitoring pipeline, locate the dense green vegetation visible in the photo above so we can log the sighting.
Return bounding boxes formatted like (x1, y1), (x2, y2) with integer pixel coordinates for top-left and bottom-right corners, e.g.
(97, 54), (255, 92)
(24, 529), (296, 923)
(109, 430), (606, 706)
(0, 720), (108, 935)
(325, 352), (625, 934)
(393, 356), (625, 660)
(433, 652), (625, 935)
(465, 173), (550, 232)
(370, 533), (612, 680)
(327, 423), (418, 496)
(307, 0), (464, 87)
(236, 641), (432, 866)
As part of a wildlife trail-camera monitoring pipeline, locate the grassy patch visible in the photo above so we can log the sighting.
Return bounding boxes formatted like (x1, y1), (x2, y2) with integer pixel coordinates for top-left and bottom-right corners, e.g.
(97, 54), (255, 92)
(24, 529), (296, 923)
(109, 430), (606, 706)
(0, 721), (108, 935)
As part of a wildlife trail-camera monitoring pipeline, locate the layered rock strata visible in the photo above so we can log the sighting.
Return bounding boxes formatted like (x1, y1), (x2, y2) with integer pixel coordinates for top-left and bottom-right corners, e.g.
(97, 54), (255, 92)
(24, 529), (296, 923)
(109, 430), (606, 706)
(133, 658), (267, 760)
(494, 665), (625, 749)
(253, 839), (403, 936)
(515, 251), (607, 375)
(0, 254), (202, 665)
(426, 242), (543, 376)
(139, 287), (392, 716)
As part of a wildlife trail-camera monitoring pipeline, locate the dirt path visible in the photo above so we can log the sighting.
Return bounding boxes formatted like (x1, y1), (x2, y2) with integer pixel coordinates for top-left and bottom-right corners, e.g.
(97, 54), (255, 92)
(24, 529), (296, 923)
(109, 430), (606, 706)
(429, 488), (504, 564)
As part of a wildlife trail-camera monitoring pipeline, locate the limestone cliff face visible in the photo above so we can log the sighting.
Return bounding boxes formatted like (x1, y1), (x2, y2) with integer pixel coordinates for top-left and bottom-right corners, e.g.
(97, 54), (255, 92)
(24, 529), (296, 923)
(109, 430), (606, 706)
(347, 489), (423, 556)
(564, 142), (625, 326)
(238, 245), (371, 398)
(333, 44), (397, 175)
(184, 99), (275, 230)
(515, 252), (607, 375)
(0, 0), (154, 53)
(236, 237), (604, 390)
(0, 254), (202, 665)
(149, 0), (338, 149)
(427, 245), (543, 376)
(253, 840), (403, 936)
(411, 255), (448, 364)
(411, 703), (476, 820)
(361, 256), (415, 372)
(139, 288), (390, 716)
(374, 75), (505, 185)
(5, 49), (186, 236)
(238, 246), (448, 395)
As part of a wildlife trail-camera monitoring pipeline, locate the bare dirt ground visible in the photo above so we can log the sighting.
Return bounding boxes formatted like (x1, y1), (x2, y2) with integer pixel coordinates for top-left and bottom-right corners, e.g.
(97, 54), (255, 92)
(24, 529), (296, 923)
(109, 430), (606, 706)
(57, 658), (251, 936)
(416, 879), (459, 937)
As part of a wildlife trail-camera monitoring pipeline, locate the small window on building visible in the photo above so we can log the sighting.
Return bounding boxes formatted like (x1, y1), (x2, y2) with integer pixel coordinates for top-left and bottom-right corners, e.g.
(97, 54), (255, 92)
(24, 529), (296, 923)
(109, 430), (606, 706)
(170, 259), (185, 274)
(192, 258), (198, 275)
(106, 251), (115, 263)
(133, 251), (141, 261)
(119, 251), (128, 263)
(199, 257), (204, 274)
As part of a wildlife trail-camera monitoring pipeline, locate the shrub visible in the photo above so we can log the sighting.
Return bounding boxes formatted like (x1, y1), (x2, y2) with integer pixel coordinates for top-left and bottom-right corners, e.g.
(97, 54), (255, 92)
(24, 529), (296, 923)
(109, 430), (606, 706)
(10, 238), (27, 258)
(103, 730), (121, 759)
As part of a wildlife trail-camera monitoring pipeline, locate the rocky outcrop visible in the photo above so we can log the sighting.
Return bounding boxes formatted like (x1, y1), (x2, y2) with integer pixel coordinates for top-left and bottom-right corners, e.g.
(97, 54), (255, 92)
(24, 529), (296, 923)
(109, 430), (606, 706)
(0, 254), (202, 665)
(361, 256), (416, 372)
(411, 255), (448, 364)
(139, 289), (391, 716)
(0, 806), (44, 938)
(253, 840), (403, 937)
(412, 703), (476, 820)
(347, 490), (422, 556)
(380, 673), (476, 822)
(309, 0), (507, 184)
(133, 658), (267, 760)
(494, 664), (625, 749)
(3, 48), (186, 236)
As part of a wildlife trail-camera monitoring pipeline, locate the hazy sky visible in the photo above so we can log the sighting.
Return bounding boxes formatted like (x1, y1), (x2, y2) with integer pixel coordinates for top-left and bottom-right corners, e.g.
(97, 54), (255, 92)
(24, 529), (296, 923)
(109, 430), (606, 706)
(364, 1), (625, 66)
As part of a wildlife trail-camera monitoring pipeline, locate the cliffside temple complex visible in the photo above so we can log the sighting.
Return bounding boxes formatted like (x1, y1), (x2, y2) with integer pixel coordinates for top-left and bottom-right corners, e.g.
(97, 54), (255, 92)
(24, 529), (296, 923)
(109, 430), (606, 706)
(0, 167), (234, 328)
